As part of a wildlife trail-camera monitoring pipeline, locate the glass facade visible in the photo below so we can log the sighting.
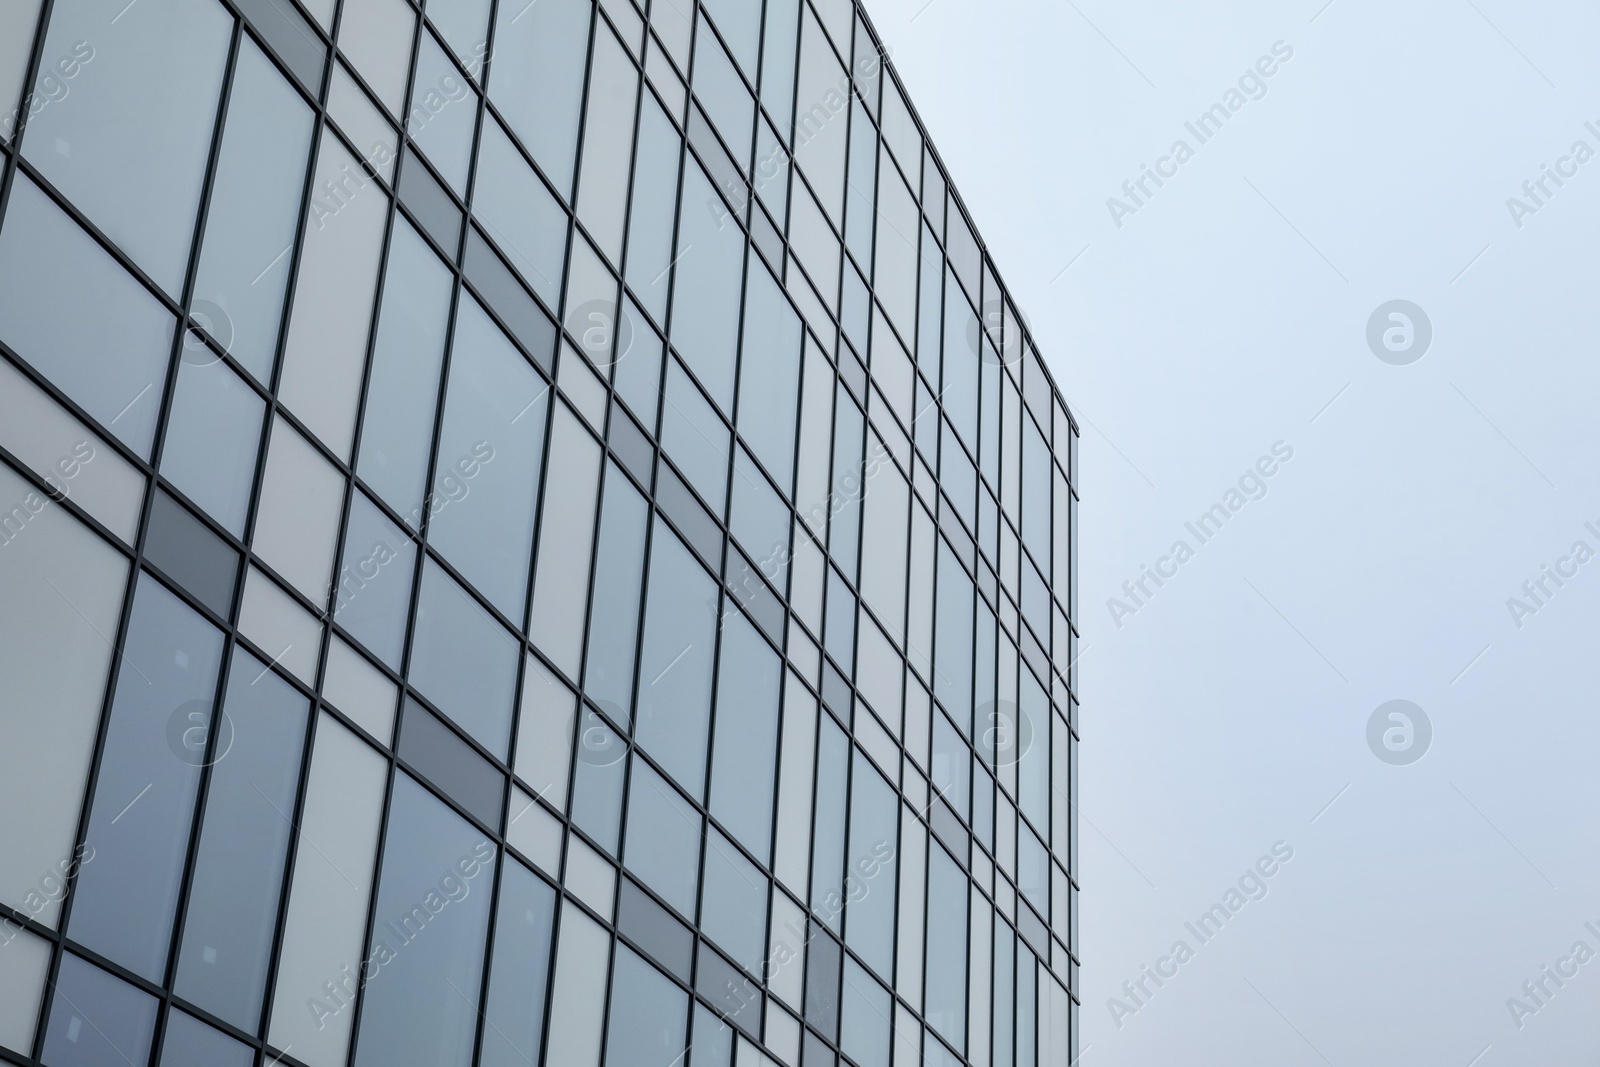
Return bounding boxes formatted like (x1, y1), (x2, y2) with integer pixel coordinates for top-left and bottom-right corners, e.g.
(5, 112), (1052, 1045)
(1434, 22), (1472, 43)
(0, 0), (1078, 1063)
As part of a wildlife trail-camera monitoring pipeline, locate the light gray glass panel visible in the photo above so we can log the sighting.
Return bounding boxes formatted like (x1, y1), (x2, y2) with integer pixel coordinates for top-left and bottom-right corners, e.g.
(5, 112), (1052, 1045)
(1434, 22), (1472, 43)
(934, 540), (973, 733)
(428, 293), (548, 619)
(354, 774), (496, 1067)
(479, 858), (557, 1067)
(173, 647), (309, 1031)
(357, 218), (452, 523)
(669, 162), (743, 413)
(623, 757), (701, 917)
(635, 522), (718, 797)
(191, 37), (314, 383)
(41, 954), (158, 1067)
(703, 0), (759, 74)
(488, 0), (590, 197)
(575, 24), (637, 261)
(69, 576), (224, 982)
(159, 1009), (253, 1067)
(708, 613), (780, 861)
(809, 716), (848, 930)
(408, 559), (519, 758)
(26, 0), (231, 293)
(729, 448), (788, 578)
(427, 0), (492, 72)
(570, 711), (625, 855)
(160, 354), (264, 536)
(334, 490), (419, 670)
(604, 946), (689, 1067)
(0, 0), (47, 139)
(693, 21), (752, 168)
(0, 175), (173, 456)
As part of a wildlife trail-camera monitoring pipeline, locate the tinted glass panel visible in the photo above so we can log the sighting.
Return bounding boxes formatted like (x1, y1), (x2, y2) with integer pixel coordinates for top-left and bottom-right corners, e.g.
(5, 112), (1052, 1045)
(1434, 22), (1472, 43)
(159, 1009), (253, 1067)
(25, 0), (231, 292)
(479, 859), (557, 1067)
(409, 559), (519, 758)
(699, 829), (766, 976)
(669, 163), (743, 412)
(41, 954), (158, 1067)
(488, 0), (590, 196)
(583, 464), (648, 720)
(471, 113), (567, 307)
(334, 490), (419, 670)
(623, 757), (701, 916)
(399, 699), (508, 829)
(708, 613), (780, 861)
(354, 774), (496, 1067)
(604, 947), (688, 1067)
(68, 576), (224, 981)
(173, 648), (309, 1031)
(160, 354), (264, 536)
(635, 523), (718, 797)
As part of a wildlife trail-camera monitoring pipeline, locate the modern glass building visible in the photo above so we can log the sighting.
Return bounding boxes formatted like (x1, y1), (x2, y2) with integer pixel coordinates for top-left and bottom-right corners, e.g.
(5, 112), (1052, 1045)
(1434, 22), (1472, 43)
(0, 0), (1079, 1063)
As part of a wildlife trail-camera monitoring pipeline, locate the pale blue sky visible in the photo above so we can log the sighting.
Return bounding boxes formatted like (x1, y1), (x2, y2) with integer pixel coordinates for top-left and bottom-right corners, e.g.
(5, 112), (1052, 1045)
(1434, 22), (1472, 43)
(866, 0), (1600, 1062)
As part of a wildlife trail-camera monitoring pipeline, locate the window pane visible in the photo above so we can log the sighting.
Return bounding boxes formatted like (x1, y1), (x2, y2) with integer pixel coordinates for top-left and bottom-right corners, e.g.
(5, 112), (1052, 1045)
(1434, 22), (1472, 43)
(635, 522), (718, 797)
(429, 293), (549, 618)
(0, 0), (45, 138)
(844, 752), (898, 977)
(575, 25), (637, 261)
(354, 774), (496, 1067)
(408, 30), (478, 196)
(488, 0), (590, 197)
(528, 405), (602, 675)
(934, 540), (973, 733)
(334, 489), (418, 670)
(479, 858), (557, 1067)
(0, 926), (51, 1057)
(693, 23), (752, 169)
(398, 699), (507, 829)
(661, 360), (731, 513)
(583, 463), (648, 721)
(0, 463), (127, 928)
(358, 218), (452, 522)
(41, 954), (158, 1067)
(840, 959), (891, 1067)
(173, 648), (309, 1031)
(708, 613), (780, 861)
(544, 906), (610, 1067)
(729, 448), (788, 578)
(699, 829), (766, 976)
(793, 9), (847, 222)
(160, 354), (264, 535)
(409, 559), (519, 758)
(925, 845), (968, 1048)
(427, 0), (491, 72)
(623, 757), (701, 917)
(604, 947), (688, 1067)
(624, 95), (680, 322)
(26, 0), (230, 292)
(278, 130), (389, 459)
(0, 175), (173, 456)
(472, 113), (567, 307)
(337, 0), (415, 118)
(68, 576), (224, 982)
(159, 1009), (253, 1067)
(736, 261), (801, 493)
(266, 715), (387, 1067)
(809, 716), (847, 930)
(669, 163), (744, 414)
(570, 712), (625, 855)
(191, 37), (314, 383)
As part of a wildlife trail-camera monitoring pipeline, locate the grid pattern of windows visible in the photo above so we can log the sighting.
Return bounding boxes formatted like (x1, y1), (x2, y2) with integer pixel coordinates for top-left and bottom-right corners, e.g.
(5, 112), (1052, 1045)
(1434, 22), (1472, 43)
(0, 0), (1079, 1063)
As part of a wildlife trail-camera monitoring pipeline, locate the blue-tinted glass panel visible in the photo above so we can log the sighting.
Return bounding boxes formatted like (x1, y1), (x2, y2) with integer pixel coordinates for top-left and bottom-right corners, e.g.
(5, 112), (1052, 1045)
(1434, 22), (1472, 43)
(41, 954), (158, 1067)
(623, 757), (701, 917)
(844, 752), (897, 977)
(488, 0), (590, 196)
(925, 844), (968, 1048)
(472, 112), (568, 307)
(635, 522), (718, 797)
(408, 30), (478, 196)
(934, 540), (973, 733)
(160, 354), (264, 536)
(624, 95), (680, 322)
(840, 959), (891, 1067)
(409, 559), (519, 759)
(334, 490), (419, 670)
(708, 613), (780, 861)
(583, 464), (648, 721)
(159, 1009), (253, 1067)
(68, 576), (224, 981)
(428, 294), (548, 618)
(174, 647), (309, 1031)
(479, 858), (557, 1067)
(604, 947), (688, 1067)
(736, 260), (801, 494)
(700, 829), (766, 976)
(354, 774), (496, 1067)
(809, 716), (848, 931)
(661, 360), (731, 514)
(571, 713), (625, 855)
(669, 163), (743, 413)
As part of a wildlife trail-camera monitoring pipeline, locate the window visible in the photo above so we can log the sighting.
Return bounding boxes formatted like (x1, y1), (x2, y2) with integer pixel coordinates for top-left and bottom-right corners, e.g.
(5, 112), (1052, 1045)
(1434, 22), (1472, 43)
(669, 162), (745, 413)
(709, 613), (782, 860)
(488, 0), (590, 198)
(576, 24), (638, 261)
(41, 954), (158, 1067)
(0, 176), (174, 457)
(190, 37), (314, 383)
(603, 947), (689, 1067)
(584, 463), (649, 720)
(409, 559), (520, 759)
(68, 576), (224, 982)
(472, 113), (569, 307)
(699, 829), (767, 976)
(334, 489), (419, 670)
(479, 859), (557, 1067)
(635, 522), (719, 797)
(160, 355), (264, 536)
(623, 757), (701, 917)
(624, 95), (681, 322)
(528, 404), (603, 675)
(25, 0), (231, 293)
(408, 30), (478, 196)
(736, 260), (802, 493)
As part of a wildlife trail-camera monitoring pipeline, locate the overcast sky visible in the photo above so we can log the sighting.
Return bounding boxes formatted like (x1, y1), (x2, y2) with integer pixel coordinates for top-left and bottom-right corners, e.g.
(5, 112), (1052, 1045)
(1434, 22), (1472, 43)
(865, 0), (1600, 1062)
